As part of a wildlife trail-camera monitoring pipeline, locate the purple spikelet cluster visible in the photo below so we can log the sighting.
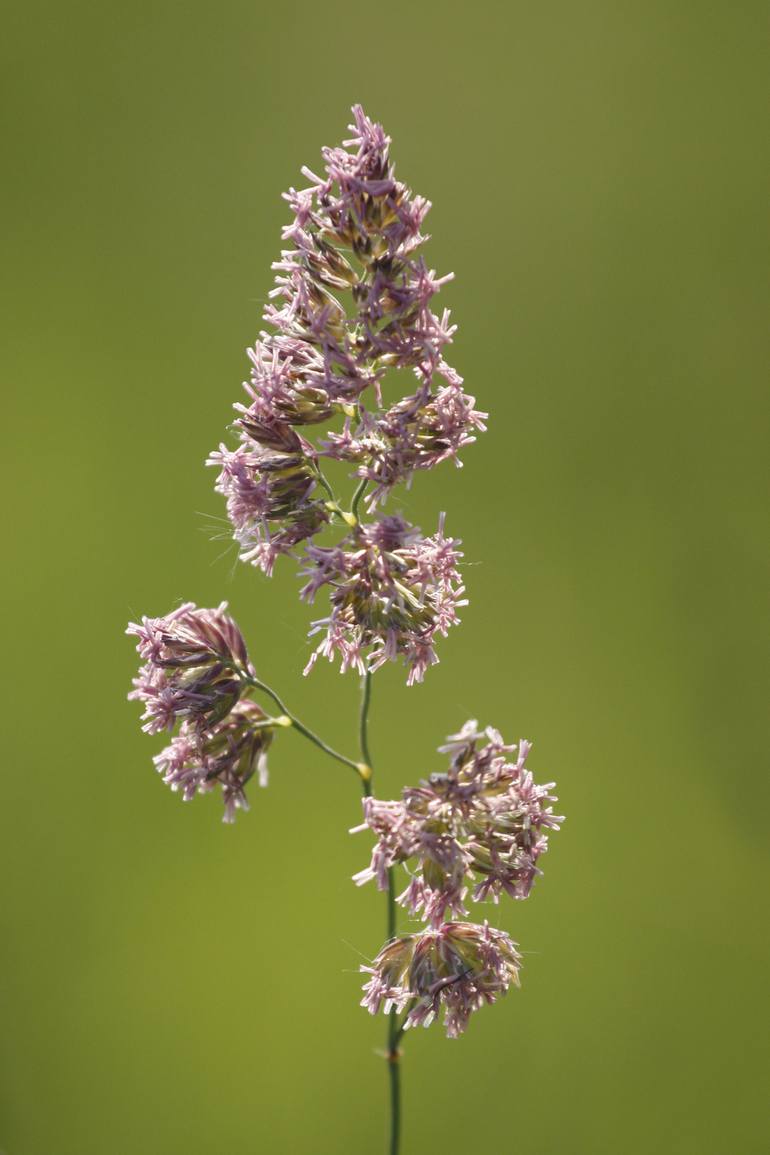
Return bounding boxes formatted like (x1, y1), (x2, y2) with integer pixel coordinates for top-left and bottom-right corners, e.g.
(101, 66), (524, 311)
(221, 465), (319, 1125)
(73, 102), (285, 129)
(207, 105), (485, 681)
(127, 603), (283, 822)
(361, 922), (522, 1039)
(355, 723), (563, 1035)
(127, 602), (251, 733)
(300, 513), (465, 683)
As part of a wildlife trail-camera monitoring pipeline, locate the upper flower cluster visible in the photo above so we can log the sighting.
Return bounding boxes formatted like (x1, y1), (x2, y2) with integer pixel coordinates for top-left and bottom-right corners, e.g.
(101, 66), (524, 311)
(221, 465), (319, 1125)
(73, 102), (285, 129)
(274, 105), (453, 386)
(354, 721), (563, 926)
(210, 106), (485, 681)
(127, 602), (281, 821)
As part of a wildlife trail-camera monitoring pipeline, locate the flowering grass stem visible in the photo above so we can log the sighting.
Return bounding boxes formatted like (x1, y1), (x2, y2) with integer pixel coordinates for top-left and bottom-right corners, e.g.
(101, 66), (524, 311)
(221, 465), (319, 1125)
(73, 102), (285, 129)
(127, 108), (563, 1155)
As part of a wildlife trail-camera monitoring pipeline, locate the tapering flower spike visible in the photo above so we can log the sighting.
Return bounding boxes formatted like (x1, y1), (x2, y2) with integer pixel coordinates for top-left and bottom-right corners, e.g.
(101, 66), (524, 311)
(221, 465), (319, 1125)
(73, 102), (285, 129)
(210, 106), (484, 614)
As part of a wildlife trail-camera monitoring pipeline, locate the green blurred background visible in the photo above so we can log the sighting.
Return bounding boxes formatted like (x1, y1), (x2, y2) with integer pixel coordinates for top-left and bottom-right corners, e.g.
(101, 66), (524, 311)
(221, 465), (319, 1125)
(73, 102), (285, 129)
(2, 1), (767, 1152)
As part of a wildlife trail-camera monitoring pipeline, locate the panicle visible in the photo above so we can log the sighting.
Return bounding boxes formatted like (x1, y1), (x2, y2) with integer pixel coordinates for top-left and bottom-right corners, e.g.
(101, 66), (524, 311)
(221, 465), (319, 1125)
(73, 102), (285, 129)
(353, 721), (564, 923)
(299, 514), (465, 684)
(126, 602), (251, 733)
(360, 921), (522, 1038)
(126, 109), (559, 1053)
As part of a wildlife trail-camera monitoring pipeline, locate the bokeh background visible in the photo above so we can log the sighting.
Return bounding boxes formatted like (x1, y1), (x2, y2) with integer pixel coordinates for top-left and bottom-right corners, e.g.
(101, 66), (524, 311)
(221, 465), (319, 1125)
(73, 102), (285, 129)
(2, 2), (767, 1152)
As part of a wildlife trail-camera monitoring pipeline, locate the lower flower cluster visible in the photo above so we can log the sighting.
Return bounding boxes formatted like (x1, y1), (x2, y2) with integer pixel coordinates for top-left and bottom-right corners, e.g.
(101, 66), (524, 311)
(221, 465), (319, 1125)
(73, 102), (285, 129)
(355, 721), (563, 1035)
(361, 921), (522, 1039)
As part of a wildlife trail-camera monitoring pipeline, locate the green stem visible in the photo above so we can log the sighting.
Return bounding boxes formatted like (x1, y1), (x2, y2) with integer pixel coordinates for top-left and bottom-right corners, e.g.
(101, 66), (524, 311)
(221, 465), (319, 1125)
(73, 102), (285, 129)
(241, 672), (367, 781)
(359, 669), (373, 775)
(386, 865), (397, 941)
(387, 1043), (401, 1155)
(313, 466), (358, 526)
(351, 476), (369, 522)
(358, 672), (401, 1155)
(314, 466), (338, 505)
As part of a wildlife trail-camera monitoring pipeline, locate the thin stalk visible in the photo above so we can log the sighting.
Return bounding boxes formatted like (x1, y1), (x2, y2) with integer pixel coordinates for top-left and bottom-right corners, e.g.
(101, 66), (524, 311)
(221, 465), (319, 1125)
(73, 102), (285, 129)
(386, 866), (397, 941)
(359, 671), (402, 1155)
(386, 865), (401, 1155)
(350, 476), (369, 522)
(314, 466), (339, 505)
(387, 1041), (401, 1155)
(359, 669), (373, 773)
(240, 671), (367, 781)
(313, 466), (357, 526)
